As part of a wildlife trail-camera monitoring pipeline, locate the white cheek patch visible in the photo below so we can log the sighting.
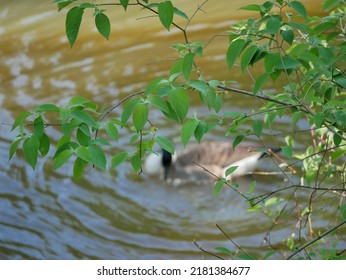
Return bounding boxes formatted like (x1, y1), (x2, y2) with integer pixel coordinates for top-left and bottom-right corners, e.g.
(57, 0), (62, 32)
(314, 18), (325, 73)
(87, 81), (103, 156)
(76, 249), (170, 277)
(143, 153), (163, 176)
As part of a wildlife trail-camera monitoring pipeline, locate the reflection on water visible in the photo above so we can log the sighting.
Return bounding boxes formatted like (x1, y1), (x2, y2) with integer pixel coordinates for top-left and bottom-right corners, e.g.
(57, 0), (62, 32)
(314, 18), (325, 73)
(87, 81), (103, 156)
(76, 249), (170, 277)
(1, 0), (343, 259)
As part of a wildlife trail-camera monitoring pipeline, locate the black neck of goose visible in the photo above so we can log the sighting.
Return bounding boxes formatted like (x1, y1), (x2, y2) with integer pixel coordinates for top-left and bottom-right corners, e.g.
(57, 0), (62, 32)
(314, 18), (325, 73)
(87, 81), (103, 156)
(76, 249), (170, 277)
(162, 149), (172, 180)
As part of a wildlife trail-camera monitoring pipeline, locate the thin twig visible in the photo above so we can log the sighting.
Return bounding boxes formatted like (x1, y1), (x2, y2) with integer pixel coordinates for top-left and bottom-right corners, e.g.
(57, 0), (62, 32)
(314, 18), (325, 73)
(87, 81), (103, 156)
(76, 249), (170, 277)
(193, 240), (225, 260)
(286, 144), (346, 169)
(192, 161), (250, 201)
(216, 84), (300, 109)
(99, 3), (139, 6)
(287, 219), (346, 259)
(251, 184), (346, 207)
(216, 224), (256, 259)
(94, 90), (144, 140)
(185, 0), (208, 30)
(98, 90), (144, 123)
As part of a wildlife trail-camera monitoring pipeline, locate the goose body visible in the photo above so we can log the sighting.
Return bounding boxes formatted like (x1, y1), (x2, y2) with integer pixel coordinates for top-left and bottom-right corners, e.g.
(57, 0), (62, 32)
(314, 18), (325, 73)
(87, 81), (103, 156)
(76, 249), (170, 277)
(144, 141), (280, 183)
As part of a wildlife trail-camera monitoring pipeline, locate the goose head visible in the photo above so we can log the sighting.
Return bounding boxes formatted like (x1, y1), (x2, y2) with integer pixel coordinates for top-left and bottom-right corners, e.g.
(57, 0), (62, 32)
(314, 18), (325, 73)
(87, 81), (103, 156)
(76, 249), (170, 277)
(144, 149), (175, 180)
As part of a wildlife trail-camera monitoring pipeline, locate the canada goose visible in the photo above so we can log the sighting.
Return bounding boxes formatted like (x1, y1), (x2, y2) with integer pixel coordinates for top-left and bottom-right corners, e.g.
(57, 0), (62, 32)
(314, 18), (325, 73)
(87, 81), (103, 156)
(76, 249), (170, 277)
(144, 141), (281, 183)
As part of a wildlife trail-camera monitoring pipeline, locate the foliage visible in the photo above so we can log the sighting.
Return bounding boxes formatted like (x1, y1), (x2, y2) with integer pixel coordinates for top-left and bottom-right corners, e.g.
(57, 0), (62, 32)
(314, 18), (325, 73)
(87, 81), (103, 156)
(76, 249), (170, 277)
(8, 0), (346, 259)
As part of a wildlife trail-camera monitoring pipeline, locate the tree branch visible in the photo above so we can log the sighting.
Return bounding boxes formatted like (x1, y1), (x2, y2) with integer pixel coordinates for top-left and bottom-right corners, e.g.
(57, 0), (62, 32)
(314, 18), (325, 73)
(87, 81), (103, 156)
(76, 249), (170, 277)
(216, 224), (255, 259)
(287, 219), (346, 259)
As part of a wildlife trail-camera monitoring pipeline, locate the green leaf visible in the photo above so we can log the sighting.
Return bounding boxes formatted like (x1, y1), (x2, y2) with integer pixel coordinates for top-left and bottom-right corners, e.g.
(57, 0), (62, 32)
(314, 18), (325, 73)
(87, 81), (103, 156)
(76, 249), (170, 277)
(56, 136), (71, 151)
(264, 52), (281, 72)
(62, 122), (71, 136)
(95, 12), (110, 40)
(68, 96), (90, 107)
(79, 3), (95, 8)
(147, 95), (169, 113)
(71, 110), (99, 128)
(88, 146), (106, 170)
(188, 80), (208, 93)
(232, 135), (244, 149)
(214, 94), (223, 113)
(281, 146), (292, 158)
(265, 197), (280, 207)
(59, 107), (71, 123)
(173, 7), (188, 19)
(334, 110), (346, 129)
(9, 136), (23, 161)
(75, 146), (92, 163)
(264, 250), (277, 260)
(145, 77), (169, 95)
(33, 115), (44, 139)
(331, 149), (345, 161)
(266, 17), (281, 35)
(275, 56), (301, 70)
(56, 0), (74, 11)
(168, 88), (189, 122)
(181, 118), (199, 147)
(130, 153), (141, 172)
(39, 133), (50, 157)
(323, 0), (342, 10)
(249, 180), (256, 194)
(130, 133), (139, 144)
(194, 121), (207, 143)
(111, 151), (129, 168)
(120, 0), (129, 10)
(66, 6), (84, 47)
(89, 139), (111, 146)
(214, 178), (226, 197)
(132, 102), (148, 132)
(288, 43), (309, 57)
(158, 1), (174, 31)
(239, 4), (261, 11)
(54, 148), (73, 169)
(208, 80), (219, 88)
(225, 166), (238, 177)
(156, 136), (175, 154)
(226, 39), (246, 70)
(76, 125), (91, 146)
(182, 52), (195, 80)
(281, 29), (294, 45)
(23, 135), (39, 170)
(248, 204), (261, 212)
(286, 22), (308, 32)
(12, 111), (32, 131)
(333, 132), (342, 147)
(214, 247), (233, 255)
(73, 157), (88, 180)
(290, 1), (307, 18)
(240, 45), (258, 73)
(314, 112), (324, 128)
(105, 122), (118, 141)
(305, 169), (317, 185)
(253, 120), (263, 137)
(254, 73), (269, 94)
(292, 111), (302, 126)
(121, 98), (140, 123)
(340, 203), (346, 219)
(35, 104), (60, 112)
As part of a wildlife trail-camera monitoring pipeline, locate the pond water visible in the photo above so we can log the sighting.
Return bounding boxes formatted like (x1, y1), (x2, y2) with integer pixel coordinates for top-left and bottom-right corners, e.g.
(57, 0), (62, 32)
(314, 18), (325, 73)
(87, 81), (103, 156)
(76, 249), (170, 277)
(0, 0), (344, 259)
